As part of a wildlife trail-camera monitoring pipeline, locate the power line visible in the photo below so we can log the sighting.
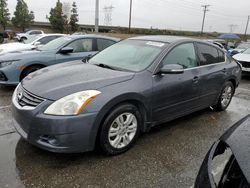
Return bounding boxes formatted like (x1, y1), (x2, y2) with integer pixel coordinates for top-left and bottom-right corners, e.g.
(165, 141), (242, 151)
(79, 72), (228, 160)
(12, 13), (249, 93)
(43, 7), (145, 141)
(201, 5), (210, 34)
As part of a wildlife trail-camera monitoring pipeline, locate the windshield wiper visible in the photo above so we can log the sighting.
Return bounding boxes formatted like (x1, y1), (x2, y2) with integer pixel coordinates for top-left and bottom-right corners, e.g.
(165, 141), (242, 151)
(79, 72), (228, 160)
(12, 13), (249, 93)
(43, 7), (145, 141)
(95, 63), (116, 70)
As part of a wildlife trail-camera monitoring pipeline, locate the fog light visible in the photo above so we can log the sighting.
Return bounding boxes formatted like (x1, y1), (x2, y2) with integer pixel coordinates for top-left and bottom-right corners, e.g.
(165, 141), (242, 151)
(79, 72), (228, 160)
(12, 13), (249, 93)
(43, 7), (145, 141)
(40, 135), (60, 146)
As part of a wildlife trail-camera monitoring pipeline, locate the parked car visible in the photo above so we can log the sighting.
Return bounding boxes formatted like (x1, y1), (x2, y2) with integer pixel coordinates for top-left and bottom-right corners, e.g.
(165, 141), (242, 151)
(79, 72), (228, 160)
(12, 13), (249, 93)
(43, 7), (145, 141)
(195, 115), (250, 188)
(12, 36), (242, 155)
(0, 35), (119, 85)
(206, 39), (228, 51)
(233, 48), (250, 73)
(0, 30), (16, 43)
(0, 34), (65, 55)
(14, 30), (44, 42)
(228, 42), (250, 56)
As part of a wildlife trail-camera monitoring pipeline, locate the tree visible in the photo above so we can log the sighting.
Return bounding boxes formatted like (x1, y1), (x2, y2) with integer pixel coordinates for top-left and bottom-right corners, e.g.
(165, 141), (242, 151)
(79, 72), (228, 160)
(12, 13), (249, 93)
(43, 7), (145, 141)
(48, 0), (66, 33)
(0, 0), (10, 30)
(69, 1), (79, 32)
(12, 0), (34, 31)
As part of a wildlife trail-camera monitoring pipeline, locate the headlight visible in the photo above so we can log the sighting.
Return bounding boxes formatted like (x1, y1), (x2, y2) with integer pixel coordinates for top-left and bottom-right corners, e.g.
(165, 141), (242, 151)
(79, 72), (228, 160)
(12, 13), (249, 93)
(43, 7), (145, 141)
(0, 60), (19, 68)
(44, 90), (101, 116)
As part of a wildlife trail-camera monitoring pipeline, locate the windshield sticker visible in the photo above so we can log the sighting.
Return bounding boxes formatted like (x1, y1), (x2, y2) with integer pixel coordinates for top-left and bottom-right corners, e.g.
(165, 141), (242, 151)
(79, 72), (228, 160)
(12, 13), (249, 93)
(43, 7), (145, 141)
(146, 41), (165, 47)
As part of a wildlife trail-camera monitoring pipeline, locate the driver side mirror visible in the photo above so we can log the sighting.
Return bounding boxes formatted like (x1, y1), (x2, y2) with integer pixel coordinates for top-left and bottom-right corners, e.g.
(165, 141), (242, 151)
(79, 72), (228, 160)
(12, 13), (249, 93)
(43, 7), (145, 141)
(157, 64), (184, 75)
(59, 47), (74, 54)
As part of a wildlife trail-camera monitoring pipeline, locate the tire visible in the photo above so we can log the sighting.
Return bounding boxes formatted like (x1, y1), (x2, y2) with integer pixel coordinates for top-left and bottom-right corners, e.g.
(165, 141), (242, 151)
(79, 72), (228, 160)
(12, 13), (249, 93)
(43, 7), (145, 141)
(99, 104), (142, 155)
(20, 37), (27, 42)
(0, 36), (4, 44)
(20, 65), (43, 81)
(213, 81), (235, 111)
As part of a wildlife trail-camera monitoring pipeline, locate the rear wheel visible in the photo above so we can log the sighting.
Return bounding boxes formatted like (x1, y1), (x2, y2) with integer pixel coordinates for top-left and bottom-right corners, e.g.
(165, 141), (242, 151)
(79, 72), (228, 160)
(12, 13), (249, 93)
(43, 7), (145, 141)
(213, 81), (235, 111)
(20, 37), (27, 42)
(99, 104), (142, 155)
(20, 65), (44, 81)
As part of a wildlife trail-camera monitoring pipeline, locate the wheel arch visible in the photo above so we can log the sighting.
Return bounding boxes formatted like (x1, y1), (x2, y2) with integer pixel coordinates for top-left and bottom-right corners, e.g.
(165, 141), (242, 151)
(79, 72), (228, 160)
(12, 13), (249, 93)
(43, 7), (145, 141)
(20, 63), (46, 81)
(89, 93), (152, 150)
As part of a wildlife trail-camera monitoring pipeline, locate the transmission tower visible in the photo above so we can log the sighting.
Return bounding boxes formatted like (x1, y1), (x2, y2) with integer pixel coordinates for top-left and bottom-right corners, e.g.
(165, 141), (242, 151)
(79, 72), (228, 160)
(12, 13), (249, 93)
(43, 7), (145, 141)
(228, 24), (238, 33)
(104, 5), (114, 26)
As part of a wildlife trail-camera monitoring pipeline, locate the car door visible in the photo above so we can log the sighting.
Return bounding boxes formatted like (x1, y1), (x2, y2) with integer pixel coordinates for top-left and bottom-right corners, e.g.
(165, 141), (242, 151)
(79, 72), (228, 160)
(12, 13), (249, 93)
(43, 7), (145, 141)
(152, 42), (201, 122)
(56, 38), (98, 64)
(195, 42), (227, 107)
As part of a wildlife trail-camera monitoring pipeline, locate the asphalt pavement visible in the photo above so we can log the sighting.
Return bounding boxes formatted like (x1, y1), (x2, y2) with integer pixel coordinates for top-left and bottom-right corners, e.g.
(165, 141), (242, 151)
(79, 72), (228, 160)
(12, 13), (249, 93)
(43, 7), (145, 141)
(0, 76), (250, 188)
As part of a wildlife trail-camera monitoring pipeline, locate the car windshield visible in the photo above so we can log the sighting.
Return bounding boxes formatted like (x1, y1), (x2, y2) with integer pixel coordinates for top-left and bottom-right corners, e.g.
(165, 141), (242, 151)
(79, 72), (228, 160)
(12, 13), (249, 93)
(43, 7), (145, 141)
(39, 36), (73, 51)
(237, 43), (250, 49)
(243, 48), (250, 54)
(89, 40), (166, 72)
(23, 35), (40, 44)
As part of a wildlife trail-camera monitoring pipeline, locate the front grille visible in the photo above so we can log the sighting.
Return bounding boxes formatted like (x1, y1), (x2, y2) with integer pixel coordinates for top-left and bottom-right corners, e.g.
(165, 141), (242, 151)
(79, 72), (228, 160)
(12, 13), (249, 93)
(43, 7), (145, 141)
(16, 86), (45, 107)
(238, 61), (250, 68)
(0, 71), (7, 81)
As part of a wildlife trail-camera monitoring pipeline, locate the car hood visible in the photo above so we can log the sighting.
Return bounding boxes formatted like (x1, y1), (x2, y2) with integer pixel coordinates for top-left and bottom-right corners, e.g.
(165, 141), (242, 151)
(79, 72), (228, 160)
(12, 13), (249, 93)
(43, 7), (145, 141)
(0, 50), (52, 61)
(0, 43), (33, 55)
(22, 61), (135, 100)
(233, 53), (250, 62)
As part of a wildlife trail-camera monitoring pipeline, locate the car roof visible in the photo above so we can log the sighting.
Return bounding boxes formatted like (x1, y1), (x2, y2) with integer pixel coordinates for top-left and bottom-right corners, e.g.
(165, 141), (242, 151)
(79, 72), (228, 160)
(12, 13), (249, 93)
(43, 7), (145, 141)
(68, 34), (121, 42)
(129, 35), (191, 43)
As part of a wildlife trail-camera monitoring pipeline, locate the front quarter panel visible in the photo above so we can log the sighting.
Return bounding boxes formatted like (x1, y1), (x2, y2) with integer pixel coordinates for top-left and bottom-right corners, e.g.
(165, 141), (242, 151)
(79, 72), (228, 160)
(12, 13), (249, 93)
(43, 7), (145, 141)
(81, 71), (153, 149)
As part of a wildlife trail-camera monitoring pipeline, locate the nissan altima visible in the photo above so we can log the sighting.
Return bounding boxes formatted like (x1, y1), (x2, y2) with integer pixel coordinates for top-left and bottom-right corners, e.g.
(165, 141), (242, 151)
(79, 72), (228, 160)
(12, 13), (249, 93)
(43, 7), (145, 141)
(12, 36), (242, 155)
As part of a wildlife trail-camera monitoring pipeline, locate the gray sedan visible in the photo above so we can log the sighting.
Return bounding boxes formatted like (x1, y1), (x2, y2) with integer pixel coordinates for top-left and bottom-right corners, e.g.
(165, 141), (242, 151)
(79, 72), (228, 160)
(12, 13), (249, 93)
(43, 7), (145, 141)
(0, 35), (119, 85)
(12, 36), (242, 155)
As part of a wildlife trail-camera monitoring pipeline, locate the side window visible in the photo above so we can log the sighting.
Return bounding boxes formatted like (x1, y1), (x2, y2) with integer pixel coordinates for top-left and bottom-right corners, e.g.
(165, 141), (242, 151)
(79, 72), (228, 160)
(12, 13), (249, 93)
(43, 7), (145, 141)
(97, 39), (115, 51)
(218, 50), (225, 62)
(162, 43), (198, 69)
(38, 36), (59, 45)
(197, 43), (220, 65)
(29, 31), (36, 35)
(66, 39), (93, 53)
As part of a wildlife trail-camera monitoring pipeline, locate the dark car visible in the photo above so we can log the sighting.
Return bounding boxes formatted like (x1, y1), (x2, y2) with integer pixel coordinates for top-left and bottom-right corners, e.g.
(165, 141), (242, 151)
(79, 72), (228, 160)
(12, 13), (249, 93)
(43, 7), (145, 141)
(12, 36), (242, 155)
(195, 115), (250, 188)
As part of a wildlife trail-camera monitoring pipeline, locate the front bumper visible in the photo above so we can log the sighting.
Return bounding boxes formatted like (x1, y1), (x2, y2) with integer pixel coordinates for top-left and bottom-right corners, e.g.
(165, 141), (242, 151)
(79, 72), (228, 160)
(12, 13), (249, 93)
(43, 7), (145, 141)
(12, 91), (98, 153)
(0, 67), (21, 85)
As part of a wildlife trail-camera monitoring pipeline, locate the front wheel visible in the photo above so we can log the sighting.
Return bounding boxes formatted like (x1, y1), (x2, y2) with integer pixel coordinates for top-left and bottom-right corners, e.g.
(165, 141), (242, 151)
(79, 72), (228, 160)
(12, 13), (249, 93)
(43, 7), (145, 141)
(20, 65), (44, 81)
(213, 81), (235, 111)
(99, 104), (142, 155)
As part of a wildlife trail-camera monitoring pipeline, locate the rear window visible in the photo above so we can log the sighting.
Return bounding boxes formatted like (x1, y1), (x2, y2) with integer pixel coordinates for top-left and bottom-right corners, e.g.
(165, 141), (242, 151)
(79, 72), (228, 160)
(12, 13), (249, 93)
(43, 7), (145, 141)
(197, 43), (225, 65)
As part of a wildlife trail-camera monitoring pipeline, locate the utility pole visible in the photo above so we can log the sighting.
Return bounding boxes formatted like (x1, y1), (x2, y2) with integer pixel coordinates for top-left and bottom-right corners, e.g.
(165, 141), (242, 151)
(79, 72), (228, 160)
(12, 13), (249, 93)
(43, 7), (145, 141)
(201, 5), (210, 35)
(95, 0), (99, 33)
(129, 0), (132, 32)
(244, 15), (250, 37)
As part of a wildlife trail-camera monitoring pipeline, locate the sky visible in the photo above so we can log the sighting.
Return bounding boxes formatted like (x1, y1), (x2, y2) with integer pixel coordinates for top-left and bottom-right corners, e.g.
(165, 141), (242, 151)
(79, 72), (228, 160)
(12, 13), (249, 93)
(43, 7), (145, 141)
(7, 0), (250, 34)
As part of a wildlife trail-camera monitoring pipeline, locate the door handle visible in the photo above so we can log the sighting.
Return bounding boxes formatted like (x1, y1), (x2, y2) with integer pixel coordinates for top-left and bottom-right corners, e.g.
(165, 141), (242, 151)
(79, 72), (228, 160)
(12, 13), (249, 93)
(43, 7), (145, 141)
(193, 76), (199, 83)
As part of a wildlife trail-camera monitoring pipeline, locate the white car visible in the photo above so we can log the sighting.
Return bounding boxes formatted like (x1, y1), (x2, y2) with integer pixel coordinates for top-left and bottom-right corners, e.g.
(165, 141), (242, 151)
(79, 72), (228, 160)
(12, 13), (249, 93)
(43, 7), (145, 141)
(233, 48), (250, 72)
(0, 34), (65, 55)
(14, 30), (44, 41)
